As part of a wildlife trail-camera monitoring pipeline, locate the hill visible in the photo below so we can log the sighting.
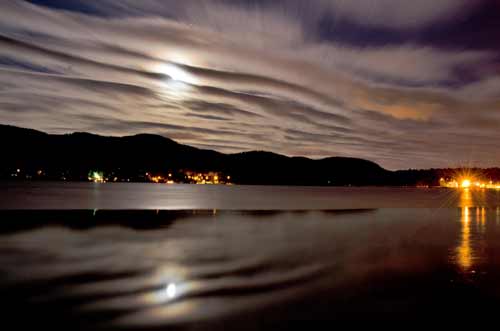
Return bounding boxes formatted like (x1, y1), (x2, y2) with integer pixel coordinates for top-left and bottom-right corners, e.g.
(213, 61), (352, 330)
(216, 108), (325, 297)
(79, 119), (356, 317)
(0, 124), (391, 185)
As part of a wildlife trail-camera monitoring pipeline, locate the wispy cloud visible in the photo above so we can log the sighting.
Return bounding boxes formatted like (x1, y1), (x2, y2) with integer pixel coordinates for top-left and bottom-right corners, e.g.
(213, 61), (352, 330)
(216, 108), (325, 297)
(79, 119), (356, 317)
(0, 0), (498, 169)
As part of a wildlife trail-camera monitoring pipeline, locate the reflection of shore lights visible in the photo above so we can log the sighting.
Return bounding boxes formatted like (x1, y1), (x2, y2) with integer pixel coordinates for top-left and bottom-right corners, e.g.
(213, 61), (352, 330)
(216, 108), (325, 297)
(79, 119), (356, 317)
(457, 206), (472, 269)
(461, 179), (471, 188)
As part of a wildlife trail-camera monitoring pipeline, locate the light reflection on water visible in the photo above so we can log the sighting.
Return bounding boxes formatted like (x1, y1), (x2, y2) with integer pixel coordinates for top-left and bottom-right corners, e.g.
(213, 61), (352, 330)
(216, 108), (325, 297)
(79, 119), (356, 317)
(454, 188), (490, 274)
(3, 206), (500, 327)
(457, 206), (472, 270)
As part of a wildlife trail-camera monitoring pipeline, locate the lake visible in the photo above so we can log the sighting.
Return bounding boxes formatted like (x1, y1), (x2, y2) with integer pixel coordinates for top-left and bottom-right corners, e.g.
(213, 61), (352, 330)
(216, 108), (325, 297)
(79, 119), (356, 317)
(1, 182), (500, 329)
(2, 181), (500, 209)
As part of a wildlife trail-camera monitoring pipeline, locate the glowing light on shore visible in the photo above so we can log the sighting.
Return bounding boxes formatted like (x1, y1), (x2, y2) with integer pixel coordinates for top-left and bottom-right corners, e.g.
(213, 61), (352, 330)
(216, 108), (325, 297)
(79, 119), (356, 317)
(441, 177), (500, 190)
(440, 169), (500, 190)
(88, 170), (105, 183)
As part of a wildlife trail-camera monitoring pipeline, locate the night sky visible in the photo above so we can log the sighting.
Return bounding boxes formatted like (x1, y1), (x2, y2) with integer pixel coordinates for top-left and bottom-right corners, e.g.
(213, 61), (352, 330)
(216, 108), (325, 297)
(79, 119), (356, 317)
(1, 0), (499, 169)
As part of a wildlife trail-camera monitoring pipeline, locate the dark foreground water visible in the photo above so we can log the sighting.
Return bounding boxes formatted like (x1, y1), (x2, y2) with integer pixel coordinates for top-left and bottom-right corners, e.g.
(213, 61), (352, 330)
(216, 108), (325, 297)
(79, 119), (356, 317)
(2, 183), (500, 329)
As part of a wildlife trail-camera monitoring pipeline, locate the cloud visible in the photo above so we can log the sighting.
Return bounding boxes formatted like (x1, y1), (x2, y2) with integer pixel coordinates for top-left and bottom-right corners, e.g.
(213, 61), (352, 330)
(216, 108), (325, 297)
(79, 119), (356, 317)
(184, 112), (230, 121)
(305, 44), (494, 86)
(0, 0), (499, 169)
(56, 0), (474, 29)
(318, 0), (473, 29)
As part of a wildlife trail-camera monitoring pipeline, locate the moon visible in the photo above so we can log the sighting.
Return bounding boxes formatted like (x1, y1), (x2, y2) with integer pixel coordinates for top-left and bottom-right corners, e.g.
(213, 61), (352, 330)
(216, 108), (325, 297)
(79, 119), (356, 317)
(158, 63), (197, 85)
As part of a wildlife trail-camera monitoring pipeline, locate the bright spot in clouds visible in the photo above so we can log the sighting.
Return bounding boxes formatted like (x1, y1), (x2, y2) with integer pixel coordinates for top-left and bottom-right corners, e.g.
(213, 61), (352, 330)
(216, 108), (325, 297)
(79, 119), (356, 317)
(154, 282), (178, 303)
(158, 64), (197, 85)
(166, 283), (177, 299)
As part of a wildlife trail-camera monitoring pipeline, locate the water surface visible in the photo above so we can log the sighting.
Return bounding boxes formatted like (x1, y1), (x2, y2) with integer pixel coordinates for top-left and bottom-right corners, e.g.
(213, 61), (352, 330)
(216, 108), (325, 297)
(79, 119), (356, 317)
(2, 183), (500, 328)
(2, 181), (500, 209)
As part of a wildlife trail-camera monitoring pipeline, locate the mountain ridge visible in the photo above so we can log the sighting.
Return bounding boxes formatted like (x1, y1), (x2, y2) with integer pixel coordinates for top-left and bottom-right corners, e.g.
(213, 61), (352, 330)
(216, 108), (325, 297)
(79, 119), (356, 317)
(0, 124), (391, 185)
(4, 123), (499, 186)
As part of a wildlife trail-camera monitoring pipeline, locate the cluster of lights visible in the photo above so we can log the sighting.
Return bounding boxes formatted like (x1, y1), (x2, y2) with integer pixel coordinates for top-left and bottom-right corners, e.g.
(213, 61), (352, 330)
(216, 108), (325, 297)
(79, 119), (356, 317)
(185, 171), (231, 185)
(440, 177), (500, 190)
(84, 170), (231, 185)
(147, 173), (174, 184)
(88, 171), (105, 183)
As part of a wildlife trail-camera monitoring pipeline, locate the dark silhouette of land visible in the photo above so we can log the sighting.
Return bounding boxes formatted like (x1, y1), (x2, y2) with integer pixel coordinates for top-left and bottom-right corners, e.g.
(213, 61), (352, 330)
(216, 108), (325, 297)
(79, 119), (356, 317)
(2, 124), (500, 186)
